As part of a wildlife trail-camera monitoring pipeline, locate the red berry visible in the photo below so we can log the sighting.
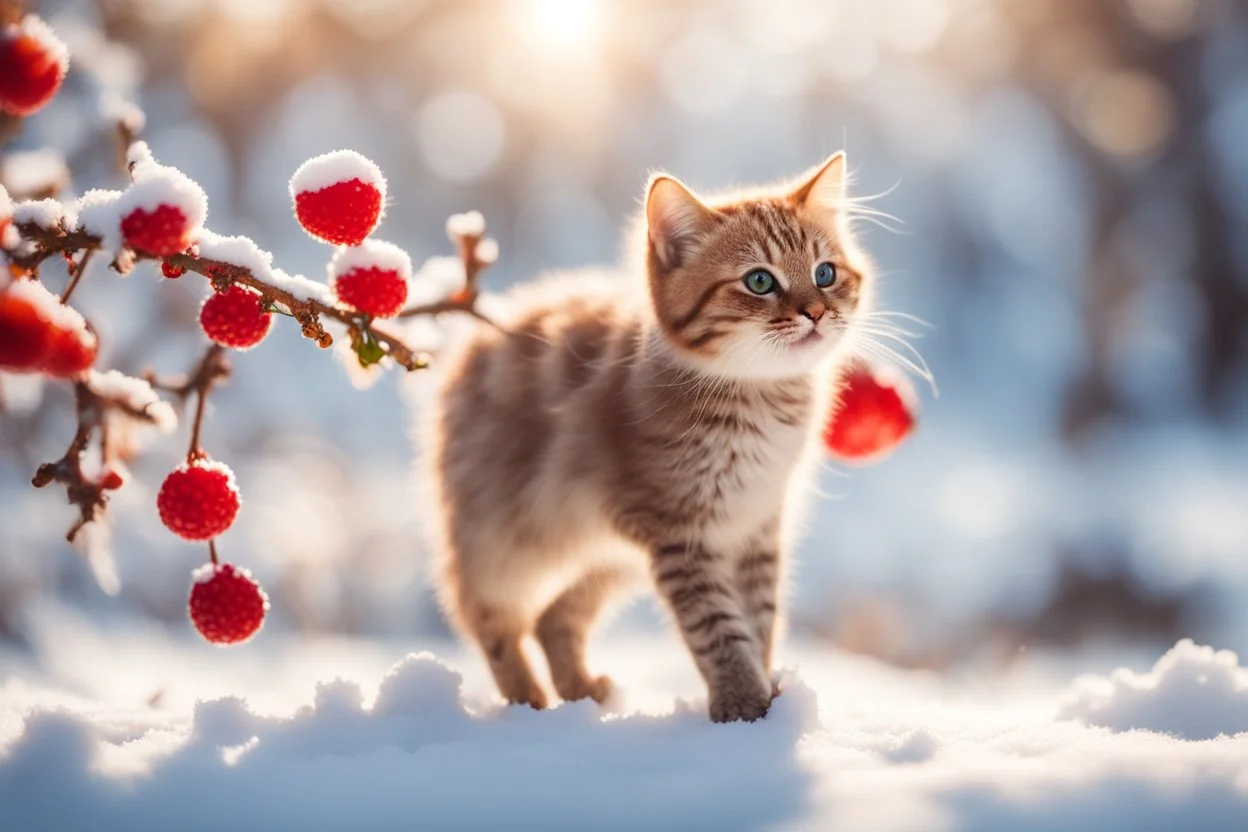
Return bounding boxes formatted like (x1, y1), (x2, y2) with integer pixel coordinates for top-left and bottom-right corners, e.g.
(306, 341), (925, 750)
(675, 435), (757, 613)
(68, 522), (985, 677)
(0, 287), (54, 370)
(199, 284), (272, 350)
(121, 204), (191, 257)
(823, 365), (917, 463)
(332, 266), (407, 318)
(162, 261), (185, 279)
(99, 469), (125, 490)
(293, 178), (383, 246)
(0, 17), (68, 117)
(38, 322), (98, 378)
(188, 562), (269, 645)
(157, 458), (241, 541)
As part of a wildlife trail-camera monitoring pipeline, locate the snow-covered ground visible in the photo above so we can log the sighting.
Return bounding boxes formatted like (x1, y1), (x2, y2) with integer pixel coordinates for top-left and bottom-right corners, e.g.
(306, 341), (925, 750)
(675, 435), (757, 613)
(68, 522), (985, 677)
(3, 606), (1246, 831)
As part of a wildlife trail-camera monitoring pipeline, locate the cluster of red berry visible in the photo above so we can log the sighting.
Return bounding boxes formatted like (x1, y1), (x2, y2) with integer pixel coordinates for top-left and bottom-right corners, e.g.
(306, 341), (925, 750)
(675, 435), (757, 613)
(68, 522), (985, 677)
(291, 150), (412, 319)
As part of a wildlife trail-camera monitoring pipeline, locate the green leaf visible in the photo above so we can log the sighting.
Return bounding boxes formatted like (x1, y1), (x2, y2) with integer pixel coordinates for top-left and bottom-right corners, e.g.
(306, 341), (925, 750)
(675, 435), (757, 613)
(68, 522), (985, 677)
(352, 330), (386, 368)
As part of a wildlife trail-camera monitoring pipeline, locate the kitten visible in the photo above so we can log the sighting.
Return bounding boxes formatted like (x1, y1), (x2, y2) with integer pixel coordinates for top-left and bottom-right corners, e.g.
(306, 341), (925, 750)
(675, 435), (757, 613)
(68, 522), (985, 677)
(424, 153), (873, 722)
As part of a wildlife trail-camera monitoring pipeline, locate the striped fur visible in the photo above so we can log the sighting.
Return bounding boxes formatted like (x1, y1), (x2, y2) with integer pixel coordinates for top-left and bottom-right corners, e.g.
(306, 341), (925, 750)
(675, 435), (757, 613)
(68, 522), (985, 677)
(424, 154), (873, 721)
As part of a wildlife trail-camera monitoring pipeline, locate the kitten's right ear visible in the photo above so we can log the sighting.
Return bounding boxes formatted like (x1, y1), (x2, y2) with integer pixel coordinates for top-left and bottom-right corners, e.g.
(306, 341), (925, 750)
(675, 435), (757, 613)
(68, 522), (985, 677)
(646, 175), (716, 270)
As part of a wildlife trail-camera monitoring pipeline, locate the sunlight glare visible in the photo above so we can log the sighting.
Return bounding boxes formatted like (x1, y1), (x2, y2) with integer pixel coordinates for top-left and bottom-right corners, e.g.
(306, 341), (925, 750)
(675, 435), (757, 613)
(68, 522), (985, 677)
(515, 0), (604, 53)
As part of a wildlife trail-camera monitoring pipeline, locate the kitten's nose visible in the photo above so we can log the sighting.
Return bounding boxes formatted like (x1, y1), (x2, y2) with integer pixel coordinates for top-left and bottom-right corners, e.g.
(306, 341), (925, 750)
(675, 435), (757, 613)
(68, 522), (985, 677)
(801, 302), (826, 323)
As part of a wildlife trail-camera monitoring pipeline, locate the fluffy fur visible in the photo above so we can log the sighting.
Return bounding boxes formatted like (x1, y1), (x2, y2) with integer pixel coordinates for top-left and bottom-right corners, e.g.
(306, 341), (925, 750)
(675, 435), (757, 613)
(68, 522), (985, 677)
(423, 153), (874, 721)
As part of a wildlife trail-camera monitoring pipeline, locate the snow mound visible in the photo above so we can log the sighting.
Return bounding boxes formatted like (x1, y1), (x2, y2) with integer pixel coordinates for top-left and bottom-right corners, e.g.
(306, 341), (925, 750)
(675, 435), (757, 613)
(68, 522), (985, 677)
(1, 149), (69, 197)
(475, 236), (499, 265)
(13, 198), (64, 229)
(71, 189), (124, 252)
(7, 278), (87, 336)
(84, 369), (176, 432)
(270, 268), (334, 306)
(197, 230), (274, 280)
(328, 239), (412, 282)
(0, 652), (820, 832)
(445, 210), (485, 239)
(289, 150), (386, 196)
(1060, 639), (1248, 740)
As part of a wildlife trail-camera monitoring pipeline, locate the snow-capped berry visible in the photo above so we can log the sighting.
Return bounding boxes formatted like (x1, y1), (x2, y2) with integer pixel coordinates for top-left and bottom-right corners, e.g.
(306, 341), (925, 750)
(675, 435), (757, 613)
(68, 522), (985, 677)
(188, 562), (269, 645)
(290, 150), (385, 246)
(199, 284), (272, 349)
(328, 239), (411, 318)
(116, 143), (208, 256)
(120, 204), (191, 257)
(38, 323), (98, 378)
(823, 364), (917, 463)
(0, 285), (54, 370)
(157, 457), (241, 541)
(0, 16), (69, 117)
(161, 261), (185, 279)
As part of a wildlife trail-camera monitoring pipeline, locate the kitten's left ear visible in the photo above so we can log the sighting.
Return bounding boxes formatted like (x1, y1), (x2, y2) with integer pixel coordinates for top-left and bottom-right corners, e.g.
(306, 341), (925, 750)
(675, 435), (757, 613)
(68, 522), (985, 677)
(790, 151), (846, 214)
(646, 175), (717, 271)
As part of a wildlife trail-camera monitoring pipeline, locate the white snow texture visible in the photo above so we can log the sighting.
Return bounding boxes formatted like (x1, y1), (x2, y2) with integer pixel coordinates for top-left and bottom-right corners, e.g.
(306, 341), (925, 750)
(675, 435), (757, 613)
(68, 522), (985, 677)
(289, 150), (386, 196)
(14, 15), (70, 74)
(1060, 638), (1248, 739)
(12, 198), (65, 230)
(328, 239), (413, 282)
(197, 230), (275, 279)
(2, 638), (1248, 832)
(84, 369), (176, 433)
(445, 209), (485, 239)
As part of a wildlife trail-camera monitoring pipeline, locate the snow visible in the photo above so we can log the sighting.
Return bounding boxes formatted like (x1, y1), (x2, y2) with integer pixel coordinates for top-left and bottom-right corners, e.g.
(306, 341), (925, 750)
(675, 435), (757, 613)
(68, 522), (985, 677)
(197, 230), (275, 280)
(270, 268), (335, 306)
(1060, 639), (1248, 740)
(116, 142), (208, 233)
(328, 239), (412, 282)
(289, 150), (386, 196)
(0, 149), (69, 198)
(97, 91), (146, 134)
(83, 369), (177, 433)
(7, 278), (87, 336)
(445, 209), (485, 239)
(12, 198), (65, 230)
(475, 236), (499, 265)
(408, 255), (466, 305)
(1, 634), (1247, 831)
(70, 189), (124, 252)
(14, 15), (70, 77)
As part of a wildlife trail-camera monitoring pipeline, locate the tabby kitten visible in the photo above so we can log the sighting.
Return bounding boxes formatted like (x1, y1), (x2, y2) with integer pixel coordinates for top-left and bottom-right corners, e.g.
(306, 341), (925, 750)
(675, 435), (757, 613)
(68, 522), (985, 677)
(425, 153), (873, 722)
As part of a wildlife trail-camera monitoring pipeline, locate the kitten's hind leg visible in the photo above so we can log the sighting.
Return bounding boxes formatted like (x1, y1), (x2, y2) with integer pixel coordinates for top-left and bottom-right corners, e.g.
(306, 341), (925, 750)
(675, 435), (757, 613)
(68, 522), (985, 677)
(463, 602), (548, 710)
(535, 568), (622, 704)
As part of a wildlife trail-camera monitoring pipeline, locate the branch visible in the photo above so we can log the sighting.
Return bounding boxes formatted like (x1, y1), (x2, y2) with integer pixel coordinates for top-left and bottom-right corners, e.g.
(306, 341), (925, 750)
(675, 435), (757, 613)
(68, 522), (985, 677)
(9, 220), (450, 372)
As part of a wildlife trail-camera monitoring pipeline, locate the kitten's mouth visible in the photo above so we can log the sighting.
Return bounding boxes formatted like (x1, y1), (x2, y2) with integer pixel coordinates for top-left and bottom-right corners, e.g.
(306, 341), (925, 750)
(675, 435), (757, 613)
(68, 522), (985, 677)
(789, 329), (824, 349)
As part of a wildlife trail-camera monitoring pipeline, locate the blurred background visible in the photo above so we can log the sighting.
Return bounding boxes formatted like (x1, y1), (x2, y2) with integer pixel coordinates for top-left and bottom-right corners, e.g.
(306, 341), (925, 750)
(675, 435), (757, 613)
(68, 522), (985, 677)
(2, 0), (1247, 678)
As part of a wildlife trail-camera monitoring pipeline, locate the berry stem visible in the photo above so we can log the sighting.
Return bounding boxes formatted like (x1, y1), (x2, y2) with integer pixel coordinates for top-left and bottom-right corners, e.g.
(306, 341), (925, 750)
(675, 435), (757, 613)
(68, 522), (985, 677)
(60, 249), (94, 304)
(182, 344), (226, 462)
(208, 538), (219, 566)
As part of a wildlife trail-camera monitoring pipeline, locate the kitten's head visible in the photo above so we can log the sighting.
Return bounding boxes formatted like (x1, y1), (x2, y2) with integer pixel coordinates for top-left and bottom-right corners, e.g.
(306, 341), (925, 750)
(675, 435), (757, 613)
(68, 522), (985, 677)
(643, 153), (872, 380)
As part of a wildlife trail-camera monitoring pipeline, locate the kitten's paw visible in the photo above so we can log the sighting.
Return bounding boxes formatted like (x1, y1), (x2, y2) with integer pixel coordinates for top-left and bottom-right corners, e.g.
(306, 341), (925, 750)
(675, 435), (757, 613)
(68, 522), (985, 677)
(554, 673), (614, 705)
(506, 687), (549, 711)
(708, 682), (772, 723)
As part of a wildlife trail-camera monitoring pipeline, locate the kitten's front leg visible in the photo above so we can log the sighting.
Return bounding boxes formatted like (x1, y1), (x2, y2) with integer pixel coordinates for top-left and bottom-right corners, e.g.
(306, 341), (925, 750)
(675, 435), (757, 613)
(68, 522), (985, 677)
(737, 533), (782, 678)
(651, 541), (772, 723)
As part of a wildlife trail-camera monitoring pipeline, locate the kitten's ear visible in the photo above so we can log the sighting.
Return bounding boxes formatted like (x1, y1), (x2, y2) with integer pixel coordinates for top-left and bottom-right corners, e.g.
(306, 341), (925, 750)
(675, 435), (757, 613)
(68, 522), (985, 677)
(790, 151), (846, 214)
(646, 175), (716, 270)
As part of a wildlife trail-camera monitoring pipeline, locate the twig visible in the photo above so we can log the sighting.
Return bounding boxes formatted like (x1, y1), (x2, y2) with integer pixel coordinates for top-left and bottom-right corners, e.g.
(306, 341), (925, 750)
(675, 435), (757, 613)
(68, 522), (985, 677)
(8, 220), (453, 371)
(60, 248), (93, 303)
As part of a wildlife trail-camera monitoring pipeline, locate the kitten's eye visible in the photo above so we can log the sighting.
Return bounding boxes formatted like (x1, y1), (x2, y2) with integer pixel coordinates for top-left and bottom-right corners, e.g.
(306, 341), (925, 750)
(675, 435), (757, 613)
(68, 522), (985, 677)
(744, 269), (777, 295)
(814, 261), (837, 288)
